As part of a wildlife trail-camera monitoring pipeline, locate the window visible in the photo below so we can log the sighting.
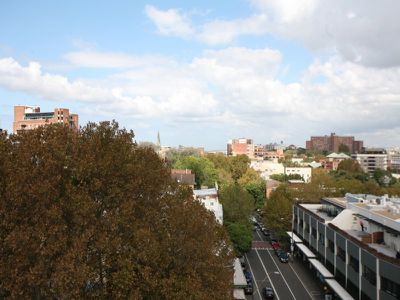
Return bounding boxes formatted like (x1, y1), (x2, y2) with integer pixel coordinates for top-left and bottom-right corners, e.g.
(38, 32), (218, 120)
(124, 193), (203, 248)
(311, 227), (317, 238)
(328, 240), (334, 252)
(318, 232), (325, 246)
(349, 255), (359, 272)
(362, 265), (376, 286)
(337, 246), (346, 261)
(381, 276), (400, 298)
(305, 223), (310, 233)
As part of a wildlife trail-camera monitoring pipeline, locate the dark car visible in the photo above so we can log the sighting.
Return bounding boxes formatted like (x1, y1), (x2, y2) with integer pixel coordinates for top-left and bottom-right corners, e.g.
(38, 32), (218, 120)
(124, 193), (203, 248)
(262, 228), (271, 237)
(239, 256), (246, 268)
(244, 272), (254, 295)
(277, 250), (289, 263)
(263, 287), (274, 299)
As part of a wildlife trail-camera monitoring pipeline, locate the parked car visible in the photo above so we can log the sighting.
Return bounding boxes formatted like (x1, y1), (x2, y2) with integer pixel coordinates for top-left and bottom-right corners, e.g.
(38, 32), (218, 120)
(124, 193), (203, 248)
(239, 256), (246, 268)
(271, 241), (281, 253)
(277, 250), (289, 263)
(263, 287), (274, 299)
(262, 228), (271, 237)
(244, 271), (254, 295)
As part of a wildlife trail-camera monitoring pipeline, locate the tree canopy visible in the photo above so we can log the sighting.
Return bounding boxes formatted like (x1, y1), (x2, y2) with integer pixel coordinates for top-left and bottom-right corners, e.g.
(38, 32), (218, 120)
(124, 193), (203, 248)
(0, 122), (233, 299)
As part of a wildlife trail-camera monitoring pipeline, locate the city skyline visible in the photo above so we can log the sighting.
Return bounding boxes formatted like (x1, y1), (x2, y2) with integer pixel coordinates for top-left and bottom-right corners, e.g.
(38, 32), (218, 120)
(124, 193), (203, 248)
(1, 1), (400, 149)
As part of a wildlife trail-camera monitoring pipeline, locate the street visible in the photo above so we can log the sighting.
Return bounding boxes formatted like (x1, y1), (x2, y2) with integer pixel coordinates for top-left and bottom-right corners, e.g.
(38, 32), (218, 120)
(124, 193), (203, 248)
(245, 228), (324, 300)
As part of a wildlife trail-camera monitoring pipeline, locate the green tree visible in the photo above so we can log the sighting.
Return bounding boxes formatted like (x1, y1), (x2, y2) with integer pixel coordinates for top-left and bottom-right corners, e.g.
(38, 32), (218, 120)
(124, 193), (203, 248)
(219, 184), (254, 225)
(0, 123), (234, 299)
(174, 156), (218, 188)
(238, 168), (266, 208)
(263, 185), (292, 239)
(338, 143), (350, 154)
(225, 222), (253, 254)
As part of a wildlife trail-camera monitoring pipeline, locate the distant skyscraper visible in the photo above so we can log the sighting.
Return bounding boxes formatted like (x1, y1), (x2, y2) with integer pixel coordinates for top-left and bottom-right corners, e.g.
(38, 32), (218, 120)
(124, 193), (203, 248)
(13, 105), (79, 133)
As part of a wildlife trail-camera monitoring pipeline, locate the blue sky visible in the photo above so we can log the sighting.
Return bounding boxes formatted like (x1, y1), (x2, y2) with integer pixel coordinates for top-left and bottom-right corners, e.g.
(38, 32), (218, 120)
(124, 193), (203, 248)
(1, 0), (400, 150)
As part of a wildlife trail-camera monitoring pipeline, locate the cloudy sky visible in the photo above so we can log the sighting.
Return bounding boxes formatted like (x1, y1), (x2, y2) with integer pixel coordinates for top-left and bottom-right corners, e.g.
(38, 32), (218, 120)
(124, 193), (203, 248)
(1, 0), (400, 150)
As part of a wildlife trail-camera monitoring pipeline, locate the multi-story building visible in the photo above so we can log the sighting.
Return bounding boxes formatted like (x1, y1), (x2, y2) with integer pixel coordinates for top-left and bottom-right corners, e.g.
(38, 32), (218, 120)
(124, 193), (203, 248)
(284, 167), (312, 183)
(193, 188), (223, 224)
(387, 149), (400, 173)
(13, 105), (79, 133)
(250, 160), (285, 179)
(321, 152), (352, 171)
(291, 193), (400, 300)
(352, 148), (388, 174)
(306, 133), (363, 154)
(227, 138), (253, 156)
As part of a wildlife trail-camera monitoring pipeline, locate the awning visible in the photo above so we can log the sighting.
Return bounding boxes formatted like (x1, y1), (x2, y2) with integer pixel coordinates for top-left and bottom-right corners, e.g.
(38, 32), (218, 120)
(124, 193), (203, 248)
(325, 279), (355, 300)
(233, 288), (246, 300)
(286, 231), (303, 244)
(233, 258), (247, 287)
(309, 259), (334, 278)
(296, 243), (317, 258)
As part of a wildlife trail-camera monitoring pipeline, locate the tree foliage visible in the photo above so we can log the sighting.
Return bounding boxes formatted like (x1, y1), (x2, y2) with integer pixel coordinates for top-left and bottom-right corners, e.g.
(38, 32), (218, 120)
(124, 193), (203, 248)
(229, 155), (250, 181)
(174, 156), (218, 188)
(263, 185), (292, 239)
(219, 184), (254, 225)
(0, 123), (233, 299)
(337, 159), (363, 173)
(225, 222), (252, 254)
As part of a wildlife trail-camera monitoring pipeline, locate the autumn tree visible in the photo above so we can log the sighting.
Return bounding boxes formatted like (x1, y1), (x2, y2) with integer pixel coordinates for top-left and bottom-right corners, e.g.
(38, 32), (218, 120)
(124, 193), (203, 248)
(229, 155), (250, 181)
(0, 122), (233, 299)
(337, 159), (363, 173)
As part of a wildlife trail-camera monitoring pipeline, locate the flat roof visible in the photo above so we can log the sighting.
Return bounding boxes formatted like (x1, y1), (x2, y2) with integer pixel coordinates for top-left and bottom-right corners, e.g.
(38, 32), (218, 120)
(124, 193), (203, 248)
(309, 258), (334, 278)
(296, 243), (317, 258)
(322, 197), (347, 208)
(325, 279), (355, 300)
(286, 231), (303, 244)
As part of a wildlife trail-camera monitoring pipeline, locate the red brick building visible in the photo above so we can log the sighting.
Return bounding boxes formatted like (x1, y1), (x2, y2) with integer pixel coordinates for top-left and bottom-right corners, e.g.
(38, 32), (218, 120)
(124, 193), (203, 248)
(13, 105), (79, 133)
(306, 133), (363, 154)
(227, 138), (253, 156)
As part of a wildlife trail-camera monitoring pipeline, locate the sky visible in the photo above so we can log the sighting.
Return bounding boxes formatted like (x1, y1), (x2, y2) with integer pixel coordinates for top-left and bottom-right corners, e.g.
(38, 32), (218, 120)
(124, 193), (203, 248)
(1, 0), (400, 150)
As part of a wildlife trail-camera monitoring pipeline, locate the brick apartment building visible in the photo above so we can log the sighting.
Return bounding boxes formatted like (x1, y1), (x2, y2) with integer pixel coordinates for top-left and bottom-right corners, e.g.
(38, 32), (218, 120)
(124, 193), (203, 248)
(227, 138), (253, 156)
(13, 106), (79, 133)
(306, 133), (363, 154)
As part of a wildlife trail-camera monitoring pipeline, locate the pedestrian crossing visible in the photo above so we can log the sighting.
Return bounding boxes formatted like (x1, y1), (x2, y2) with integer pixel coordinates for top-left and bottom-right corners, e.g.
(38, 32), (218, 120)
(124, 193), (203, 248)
(251, 241), (271, 250)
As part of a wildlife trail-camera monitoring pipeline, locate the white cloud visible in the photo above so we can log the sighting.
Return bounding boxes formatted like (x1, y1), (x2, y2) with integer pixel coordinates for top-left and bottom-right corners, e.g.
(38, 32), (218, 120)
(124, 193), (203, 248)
(64, 51), (173, 69)
(1, 47), (400, 147)
(0, 57), (112, 102)
(145, 1), (400, 68)
(144, 5), (194, 37)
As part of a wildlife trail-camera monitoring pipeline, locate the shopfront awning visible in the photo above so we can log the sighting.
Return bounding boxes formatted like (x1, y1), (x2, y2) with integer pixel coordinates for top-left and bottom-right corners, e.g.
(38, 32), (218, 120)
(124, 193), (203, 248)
(286, 231), (303, 244)
(325, 279), (355, 300)
(309, 258), (334, 278)
(296, 243), (317, 258)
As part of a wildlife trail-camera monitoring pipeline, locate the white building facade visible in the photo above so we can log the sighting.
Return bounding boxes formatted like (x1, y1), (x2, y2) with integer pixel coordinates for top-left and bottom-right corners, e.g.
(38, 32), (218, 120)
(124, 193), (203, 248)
(193, 188), (223, 224)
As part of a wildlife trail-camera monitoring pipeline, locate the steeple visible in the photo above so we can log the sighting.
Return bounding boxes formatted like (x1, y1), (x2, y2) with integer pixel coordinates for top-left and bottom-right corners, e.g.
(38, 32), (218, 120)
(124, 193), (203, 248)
(156, 131), (161, 148)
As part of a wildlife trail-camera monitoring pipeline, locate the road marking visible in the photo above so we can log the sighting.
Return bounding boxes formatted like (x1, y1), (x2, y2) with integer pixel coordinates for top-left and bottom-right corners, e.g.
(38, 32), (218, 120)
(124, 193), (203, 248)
(256, 230), (297, 300)
(245, 253), (263, 300)
(254, 249), (280, 300)
(288, 260), (314, 299)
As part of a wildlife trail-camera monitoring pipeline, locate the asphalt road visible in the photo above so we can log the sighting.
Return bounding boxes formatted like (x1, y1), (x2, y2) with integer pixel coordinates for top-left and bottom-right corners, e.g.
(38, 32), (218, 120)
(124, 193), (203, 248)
(244, 228), (324, 300)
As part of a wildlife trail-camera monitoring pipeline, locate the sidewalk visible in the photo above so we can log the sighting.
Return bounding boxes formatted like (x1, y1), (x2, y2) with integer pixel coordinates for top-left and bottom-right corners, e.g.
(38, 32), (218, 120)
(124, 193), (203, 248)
(290, 254), (326, 300)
